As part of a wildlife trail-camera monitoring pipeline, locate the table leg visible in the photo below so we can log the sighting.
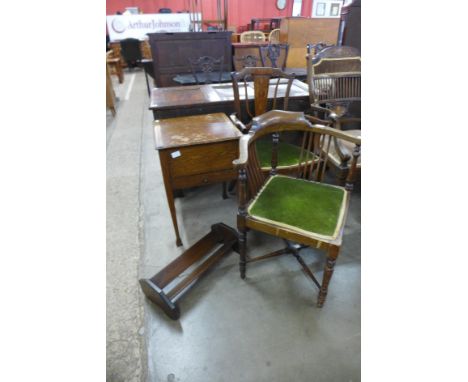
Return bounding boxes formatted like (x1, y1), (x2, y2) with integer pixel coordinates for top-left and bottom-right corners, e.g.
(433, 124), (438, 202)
(160, 152), (183, 247)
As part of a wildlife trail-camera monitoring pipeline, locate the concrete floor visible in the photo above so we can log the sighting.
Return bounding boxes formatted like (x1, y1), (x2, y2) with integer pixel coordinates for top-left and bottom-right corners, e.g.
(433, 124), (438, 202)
(107, 71), (361, 382)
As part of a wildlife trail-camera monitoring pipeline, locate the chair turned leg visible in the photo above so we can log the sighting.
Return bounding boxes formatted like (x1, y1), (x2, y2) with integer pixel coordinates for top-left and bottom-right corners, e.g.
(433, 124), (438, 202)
(238, 229), (247, 279)
(317, 246), (339, 307)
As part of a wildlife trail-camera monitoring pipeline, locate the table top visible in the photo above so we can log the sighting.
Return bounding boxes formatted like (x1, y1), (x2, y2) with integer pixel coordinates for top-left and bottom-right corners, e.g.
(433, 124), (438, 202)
(150, 79), (309, 111)
(173, 72), (232, 85)
(153, 113), (242, 150)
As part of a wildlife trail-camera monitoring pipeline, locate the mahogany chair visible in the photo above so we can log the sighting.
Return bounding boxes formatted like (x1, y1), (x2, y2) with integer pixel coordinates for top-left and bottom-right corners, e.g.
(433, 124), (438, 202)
(306, 46), (361, 185)
(188, 56), (225, 85)
(233, 110), (361, 307)
(240, 31), (266, 43)
(259, 44), (289, 70)
(230, 67), (329, 176)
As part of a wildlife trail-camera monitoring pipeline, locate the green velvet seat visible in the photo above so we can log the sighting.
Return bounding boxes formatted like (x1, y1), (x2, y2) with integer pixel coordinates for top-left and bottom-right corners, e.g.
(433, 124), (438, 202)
(255, 139), (313, 169)
(248, 175), (348, 240)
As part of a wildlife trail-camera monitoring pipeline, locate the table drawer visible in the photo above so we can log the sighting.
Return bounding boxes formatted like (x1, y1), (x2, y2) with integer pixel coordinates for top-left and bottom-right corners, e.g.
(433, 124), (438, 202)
(168, 140), (239, 178)
(171, 169), (238, 189)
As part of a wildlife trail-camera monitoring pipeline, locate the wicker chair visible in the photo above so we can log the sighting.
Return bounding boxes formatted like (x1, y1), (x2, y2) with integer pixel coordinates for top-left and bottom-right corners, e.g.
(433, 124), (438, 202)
(268, 28), (280, 43)
(234, 110), (361, 307)
(240, 31), (266, 43)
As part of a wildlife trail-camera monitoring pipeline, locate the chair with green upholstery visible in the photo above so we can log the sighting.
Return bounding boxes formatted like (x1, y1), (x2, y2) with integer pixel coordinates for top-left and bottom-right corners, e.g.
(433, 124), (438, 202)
(234, 110), (361, 307)
(229, 67), (330, 177)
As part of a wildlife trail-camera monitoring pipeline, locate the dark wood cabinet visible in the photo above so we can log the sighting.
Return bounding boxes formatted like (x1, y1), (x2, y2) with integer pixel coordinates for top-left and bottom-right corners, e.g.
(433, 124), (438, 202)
(338, 0), (361, 51)
(148, 32), (233, 87)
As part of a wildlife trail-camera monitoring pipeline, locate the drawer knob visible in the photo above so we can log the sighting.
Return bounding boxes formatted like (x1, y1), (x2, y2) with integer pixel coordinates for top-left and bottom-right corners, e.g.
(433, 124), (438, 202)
(203, 178), (208, 183)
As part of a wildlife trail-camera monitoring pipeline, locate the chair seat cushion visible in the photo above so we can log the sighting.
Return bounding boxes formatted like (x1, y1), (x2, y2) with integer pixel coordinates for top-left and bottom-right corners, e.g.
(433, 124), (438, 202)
(255, 139), (313, 169)
(248, 175), (347, 240)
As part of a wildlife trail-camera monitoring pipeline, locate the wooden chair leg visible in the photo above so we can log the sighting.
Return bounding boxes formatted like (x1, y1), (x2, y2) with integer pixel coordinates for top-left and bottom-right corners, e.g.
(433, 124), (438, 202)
(317, 245), (339, 307)
(238, 228), (247, 279)
(337, 168), (347, 186)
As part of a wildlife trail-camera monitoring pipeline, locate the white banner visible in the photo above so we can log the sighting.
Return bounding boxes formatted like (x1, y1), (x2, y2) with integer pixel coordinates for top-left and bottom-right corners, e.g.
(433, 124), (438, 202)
(106, 14), (194, 41)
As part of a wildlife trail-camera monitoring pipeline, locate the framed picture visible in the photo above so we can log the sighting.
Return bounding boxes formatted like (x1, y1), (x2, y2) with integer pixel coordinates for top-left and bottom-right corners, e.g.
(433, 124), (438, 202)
(312, 0), (342, 18)
(316, 2), (326, 16)
(330, 3), (340, 17)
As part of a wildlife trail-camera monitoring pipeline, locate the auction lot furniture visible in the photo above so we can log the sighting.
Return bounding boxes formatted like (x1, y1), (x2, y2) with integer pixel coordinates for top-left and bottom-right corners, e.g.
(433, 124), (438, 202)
(106, 61), (116, 116)
(148, 32), (232, 87)
(106, 50), (124, 84)
(233, 110), (361, 307)
(149, 79), (310, 120)
(240, 31), (266, 43)
(154, 113), (242, 247)
(338, 0), (361, 50)
(306, 46), (361, 184)
(140, 223), (238, 319)
(230, 67), (318, 176)
(109, 39), (151, 68)
(279, 17), (340, 68)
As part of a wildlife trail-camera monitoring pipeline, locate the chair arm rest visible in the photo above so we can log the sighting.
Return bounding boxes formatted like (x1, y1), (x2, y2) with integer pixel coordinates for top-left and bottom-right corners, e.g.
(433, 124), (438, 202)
(232, 135), (251, 168)
(229, 113), (248, 133)
(304, 114), (332, 125)
(309, 104), (335, 116)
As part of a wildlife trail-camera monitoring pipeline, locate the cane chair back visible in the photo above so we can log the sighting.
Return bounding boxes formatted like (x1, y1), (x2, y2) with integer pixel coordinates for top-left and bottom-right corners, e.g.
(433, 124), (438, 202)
(188, 55), (225, 84)
(233, 54), (260, 71)
(233, 110), (361, 306)
(268, 28), (280, 43)
(240, 31), (266, 43)
(307, 46), (361, 109)
(259, 44), (289, 70)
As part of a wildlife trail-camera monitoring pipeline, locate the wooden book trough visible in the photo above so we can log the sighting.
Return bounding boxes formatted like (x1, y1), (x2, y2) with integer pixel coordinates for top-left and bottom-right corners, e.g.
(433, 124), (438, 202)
(139, 223), (238, 320)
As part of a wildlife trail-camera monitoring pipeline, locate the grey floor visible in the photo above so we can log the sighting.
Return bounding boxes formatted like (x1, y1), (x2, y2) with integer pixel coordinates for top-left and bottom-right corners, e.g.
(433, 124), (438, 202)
(107, 71), (361, 382)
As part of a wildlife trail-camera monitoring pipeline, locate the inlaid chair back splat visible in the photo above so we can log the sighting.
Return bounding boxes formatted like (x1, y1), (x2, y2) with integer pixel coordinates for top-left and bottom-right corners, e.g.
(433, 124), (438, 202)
(231, 67), (295, 129)
(233, 110), (361, 307)
(188, 55), (225, 85)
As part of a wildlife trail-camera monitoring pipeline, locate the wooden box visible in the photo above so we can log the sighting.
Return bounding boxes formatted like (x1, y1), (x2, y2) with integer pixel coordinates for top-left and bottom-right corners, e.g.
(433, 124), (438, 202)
(148, 32), (233, 87)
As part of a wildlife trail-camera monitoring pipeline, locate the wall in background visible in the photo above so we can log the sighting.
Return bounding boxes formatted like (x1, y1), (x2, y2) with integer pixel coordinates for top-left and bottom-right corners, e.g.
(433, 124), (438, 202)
(106, 0), (316, 31)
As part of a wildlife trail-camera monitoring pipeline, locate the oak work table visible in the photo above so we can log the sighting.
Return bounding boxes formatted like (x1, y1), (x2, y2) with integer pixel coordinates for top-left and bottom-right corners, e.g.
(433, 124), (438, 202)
(154, 113), (242, 247)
